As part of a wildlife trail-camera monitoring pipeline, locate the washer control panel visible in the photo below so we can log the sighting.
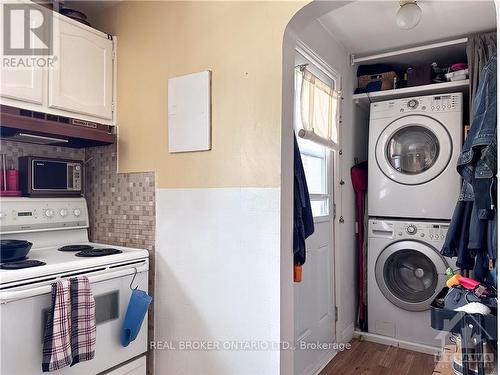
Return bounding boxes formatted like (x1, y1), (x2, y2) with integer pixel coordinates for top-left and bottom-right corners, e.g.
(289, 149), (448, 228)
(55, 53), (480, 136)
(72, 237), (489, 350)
(370, 93), (462, 118)
(429, 95), (460, 112)
(0, 197), (88, 234)
(369, 219), (449, 243)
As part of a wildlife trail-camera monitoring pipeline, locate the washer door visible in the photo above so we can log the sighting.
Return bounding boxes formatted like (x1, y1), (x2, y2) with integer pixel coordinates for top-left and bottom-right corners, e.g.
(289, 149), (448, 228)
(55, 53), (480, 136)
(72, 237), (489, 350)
(375, 240), (448, 311)
(375, 115), (452, 185)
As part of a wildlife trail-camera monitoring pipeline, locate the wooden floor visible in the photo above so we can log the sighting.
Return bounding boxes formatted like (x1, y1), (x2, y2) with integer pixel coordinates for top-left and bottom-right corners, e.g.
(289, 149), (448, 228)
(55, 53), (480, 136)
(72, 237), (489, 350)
(320, 340), (437, 375)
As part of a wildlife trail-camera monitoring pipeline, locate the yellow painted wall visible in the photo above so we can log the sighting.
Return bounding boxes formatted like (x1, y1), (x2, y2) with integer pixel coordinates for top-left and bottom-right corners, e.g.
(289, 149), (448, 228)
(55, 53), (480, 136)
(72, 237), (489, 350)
(97, 1), (305, 188)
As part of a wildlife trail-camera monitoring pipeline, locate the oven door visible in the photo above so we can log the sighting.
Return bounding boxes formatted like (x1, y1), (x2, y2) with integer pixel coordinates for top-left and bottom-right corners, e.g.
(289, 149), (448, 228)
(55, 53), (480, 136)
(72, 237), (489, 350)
(0, 261), (149, 375)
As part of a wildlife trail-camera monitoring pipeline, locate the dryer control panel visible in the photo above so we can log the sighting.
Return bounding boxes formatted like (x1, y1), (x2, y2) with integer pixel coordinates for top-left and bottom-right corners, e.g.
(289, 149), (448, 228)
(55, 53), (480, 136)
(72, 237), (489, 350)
(370, 93), (463, 119)
(368, 219), (449, 243)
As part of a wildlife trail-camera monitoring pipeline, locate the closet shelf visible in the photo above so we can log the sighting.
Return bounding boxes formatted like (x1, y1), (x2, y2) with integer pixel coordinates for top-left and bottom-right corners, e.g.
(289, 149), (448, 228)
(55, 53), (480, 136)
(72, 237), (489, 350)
(352, 79), (469, 108)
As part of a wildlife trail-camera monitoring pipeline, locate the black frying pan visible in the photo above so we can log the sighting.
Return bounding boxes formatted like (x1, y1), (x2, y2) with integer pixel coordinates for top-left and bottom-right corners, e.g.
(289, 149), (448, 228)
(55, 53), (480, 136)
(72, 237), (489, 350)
(0, 240), (33, 263)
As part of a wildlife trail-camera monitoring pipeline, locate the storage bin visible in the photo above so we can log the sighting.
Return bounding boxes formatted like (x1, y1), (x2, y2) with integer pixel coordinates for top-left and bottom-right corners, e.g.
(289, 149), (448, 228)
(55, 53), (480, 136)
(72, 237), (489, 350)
(358, 71), (397, 91)
(407, 65), (433, 87)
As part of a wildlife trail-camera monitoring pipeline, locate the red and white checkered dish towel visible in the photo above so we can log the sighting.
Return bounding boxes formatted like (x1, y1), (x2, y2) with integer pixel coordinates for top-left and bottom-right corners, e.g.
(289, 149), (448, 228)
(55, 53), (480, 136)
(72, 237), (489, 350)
(69, 276), (96, 366)
(42, 279), (72, 372)
(42, 276), (96, 372)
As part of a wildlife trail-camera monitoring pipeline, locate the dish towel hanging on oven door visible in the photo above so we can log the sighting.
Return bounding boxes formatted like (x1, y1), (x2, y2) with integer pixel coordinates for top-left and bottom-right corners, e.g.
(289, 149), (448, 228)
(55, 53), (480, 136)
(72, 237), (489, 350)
(42, 276), (96, 372)
(42, 279), (73, 372)
(69, 276), (96, 366)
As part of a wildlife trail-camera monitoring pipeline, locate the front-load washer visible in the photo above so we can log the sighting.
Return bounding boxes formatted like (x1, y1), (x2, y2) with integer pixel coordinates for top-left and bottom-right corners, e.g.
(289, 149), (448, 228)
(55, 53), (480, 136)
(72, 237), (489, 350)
(367, 218), (453, 349)
(368, 93), (463, 219)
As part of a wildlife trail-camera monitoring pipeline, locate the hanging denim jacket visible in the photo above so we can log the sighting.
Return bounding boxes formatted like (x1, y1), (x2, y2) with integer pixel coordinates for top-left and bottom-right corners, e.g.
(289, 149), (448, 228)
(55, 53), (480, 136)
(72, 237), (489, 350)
(457, 55), (497, 210)
(442, 56), (497, 272)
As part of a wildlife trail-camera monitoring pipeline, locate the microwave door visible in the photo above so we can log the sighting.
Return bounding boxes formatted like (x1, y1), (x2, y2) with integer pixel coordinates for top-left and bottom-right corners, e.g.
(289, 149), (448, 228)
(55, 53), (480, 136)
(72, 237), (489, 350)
(0, 265), (149, 375)
(32, 161), (68, 191)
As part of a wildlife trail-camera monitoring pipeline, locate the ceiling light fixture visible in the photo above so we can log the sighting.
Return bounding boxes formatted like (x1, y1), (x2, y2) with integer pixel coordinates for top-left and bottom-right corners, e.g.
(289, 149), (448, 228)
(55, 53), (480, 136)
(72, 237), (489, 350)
(396, 0), (422, 30)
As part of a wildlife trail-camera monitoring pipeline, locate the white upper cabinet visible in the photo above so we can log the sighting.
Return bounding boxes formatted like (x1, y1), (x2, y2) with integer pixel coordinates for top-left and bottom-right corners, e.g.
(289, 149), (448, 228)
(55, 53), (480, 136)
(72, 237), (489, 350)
(1, 64), (44, 105)
(49, 16), (114, 120)
(0, 0), (116, 126)
(0, 1), (44, 104)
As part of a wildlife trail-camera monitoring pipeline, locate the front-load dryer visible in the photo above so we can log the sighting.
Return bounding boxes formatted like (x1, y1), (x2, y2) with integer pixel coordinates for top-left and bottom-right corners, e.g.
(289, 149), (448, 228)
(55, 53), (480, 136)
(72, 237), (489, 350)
(368, 93), (463, 219)
(367, 218), (453, 350)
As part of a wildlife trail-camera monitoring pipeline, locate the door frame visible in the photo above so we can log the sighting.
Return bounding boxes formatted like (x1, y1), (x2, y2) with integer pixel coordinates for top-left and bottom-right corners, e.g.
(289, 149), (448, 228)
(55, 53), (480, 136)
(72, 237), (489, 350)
(294, 40), (342, 371)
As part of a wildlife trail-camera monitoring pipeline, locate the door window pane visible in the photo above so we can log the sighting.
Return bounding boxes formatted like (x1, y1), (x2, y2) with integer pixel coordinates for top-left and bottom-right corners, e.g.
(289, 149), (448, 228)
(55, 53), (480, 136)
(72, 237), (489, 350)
(386, 126), (439, 174)
(310, 199), (329, 217)
(301, 154), (325, 195)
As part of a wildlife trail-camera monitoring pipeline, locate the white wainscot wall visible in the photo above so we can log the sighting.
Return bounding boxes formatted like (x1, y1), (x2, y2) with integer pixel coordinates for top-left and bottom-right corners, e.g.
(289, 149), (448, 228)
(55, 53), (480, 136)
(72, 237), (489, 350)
(155, 188), (281, 375)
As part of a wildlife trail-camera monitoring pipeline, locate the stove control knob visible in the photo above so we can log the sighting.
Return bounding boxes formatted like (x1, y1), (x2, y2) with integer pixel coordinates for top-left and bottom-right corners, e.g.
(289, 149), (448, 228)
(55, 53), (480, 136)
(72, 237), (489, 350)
(0, 211), (5, 220)
(73, 208), (82, 217)
(45, 209), (55, 218)
(406, 224), (417, 235)
(59, 209), (68, 217)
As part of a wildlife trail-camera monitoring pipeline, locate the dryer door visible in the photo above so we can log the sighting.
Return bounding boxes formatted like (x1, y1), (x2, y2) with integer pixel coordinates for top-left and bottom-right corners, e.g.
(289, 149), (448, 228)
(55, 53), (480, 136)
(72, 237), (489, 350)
(375, 240), (448, 311)
(376, 115), (452, 185)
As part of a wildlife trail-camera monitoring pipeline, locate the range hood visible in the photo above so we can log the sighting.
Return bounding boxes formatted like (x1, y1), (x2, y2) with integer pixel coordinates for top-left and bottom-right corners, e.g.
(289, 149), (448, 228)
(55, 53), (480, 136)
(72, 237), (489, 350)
(0, 105), (116, 148)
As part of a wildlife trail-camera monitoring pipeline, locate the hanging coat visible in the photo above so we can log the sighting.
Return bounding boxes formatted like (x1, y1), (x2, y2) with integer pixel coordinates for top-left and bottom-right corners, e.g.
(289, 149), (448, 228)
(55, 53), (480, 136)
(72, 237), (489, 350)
(293, 135), (314, 266)
(442, 55), (497, 279)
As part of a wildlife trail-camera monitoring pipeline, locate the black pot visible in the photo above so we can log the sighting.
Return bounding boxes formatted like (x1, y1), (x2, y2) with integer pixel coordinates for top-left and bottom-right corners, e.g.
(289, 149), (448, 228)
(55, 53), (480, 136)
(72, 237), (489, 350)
(0, 240), (33, 262)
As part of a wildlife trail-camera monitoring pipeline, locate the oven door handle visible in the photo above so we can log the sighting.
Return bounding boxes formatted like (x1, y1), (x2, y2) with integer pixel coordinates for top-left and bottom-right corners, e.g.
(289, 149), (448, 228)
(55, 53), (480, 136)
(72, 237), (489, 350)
(0, 264), (148, 304)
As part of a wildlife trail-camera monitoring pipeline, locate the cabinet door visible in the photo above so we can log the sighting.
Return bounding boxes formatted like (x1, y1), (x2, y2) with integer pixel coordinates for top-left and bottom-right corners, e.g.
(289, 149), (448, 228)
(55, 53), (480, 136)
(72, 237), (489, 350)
(0, 1), (44, 104)
(1, 65), (44, 104)
(49, 17), (113, 120)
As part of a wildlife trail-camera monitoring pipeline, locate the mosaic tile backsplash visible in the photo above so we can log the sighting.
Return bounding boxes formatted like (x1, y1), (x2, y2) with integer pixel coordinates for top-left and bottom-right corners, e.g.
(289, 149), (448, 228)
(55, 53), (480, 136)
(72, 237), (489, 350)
(0, 140), (156, 374)
(84, 143), (156, 375)
(84, 144), (155, 254)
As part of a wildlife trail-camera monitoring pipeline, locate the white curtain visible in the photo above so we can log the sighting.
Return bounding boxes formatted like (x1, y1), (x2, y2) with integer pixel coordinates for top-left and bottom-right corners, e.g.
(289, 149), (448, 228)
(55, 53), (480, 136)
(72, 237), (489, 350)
(297, 68), (340, 149)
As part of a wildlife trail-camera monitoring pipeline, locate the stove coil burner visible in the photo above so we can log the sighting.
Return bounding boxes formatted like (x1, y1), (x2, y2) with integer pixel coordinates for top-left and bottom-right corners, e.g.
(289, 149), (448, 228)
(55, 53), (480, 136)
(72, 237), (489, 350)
(0, 259), (46, 270)
(75, 248), (123, 257)
(58, 245), (94, 252)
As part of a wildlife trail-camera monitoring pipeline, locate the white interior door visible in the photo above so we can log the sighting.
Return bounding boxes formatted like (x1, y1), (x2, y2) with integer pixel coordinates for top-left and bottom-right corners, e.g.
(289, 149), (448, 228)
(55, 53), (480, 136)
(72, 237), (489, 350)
(49, 16), (113, 120)
(294, 211), (335, 375)
(293, 50), (337, 375)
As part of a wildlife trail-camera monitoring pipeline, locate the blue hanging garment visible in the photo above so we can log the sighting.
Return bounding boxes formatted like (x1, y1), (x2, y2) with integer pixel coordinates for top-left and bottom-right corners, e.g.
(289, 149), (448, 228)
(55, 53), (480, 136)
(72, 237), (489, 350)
(120, 289), (152, 347)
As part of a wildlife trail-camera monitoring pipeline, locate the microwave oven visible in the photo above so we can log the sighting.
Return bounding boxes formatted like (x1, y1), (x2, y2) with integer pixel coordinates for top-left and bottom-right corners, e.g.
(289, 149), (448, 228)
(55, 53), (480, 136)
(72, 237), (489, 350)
(19, 156), (83, 197)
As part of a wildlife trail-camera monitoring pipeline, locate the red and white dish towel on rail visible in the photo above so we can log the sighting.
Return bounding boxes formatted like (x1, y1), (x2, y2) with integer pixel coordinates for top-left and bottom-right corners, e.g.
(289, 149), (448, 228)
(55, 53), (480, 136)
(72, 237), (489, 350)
(42, 276), (96, 372)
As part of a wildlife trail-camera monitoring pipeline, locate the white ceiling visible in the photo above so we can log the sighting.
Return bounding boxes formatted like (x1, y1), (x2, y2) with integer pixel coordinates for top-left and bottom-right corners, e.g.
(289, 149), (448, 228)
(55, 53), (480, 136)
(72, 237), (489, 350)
(319, 1), (496, 56)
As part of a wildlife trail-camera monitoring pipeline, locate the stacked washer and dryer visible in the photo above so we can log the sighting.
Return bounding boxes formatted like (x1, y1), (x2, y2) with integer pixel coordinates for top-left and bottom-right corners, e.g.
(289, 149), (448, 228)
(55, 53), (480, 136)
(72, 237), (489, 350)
(366, 93), (463, 350)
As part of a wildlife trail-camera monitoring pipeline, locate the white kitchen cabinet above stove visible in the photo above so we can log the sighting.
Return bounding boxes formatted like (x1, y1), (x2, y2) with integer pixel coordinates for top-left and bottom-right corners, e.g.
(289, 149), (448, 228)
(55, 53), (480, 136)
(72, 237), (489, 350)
(0, 0), (117, 126)
(49, 15), (115, 120)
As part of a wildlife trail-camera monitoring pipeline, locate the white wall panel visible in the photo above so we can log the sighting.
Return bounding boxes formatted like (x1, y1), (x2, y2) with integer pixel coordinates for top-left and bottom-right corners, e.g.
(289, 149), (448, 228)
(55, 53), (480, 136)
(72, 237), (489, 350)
(155, 187), (280, 375)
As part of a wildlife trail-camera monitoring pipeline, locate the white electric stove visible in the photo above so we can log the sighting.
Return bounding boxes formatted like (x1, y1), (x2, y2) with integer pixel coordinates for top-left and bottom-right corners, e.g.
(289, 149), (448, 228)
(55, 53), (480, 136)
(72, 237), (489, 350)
(0, 197), (149, 375)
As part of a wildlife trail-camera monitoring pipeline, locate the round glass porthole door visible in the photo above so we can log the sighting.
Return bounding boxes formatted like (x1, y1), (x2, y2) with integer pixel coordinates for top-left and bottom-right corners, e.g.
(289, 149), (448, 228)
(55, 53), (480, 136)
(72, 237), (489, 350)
(376, 116), (452, 185)
(375, 241), (448, 311)
(386, 126), (440, 174)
